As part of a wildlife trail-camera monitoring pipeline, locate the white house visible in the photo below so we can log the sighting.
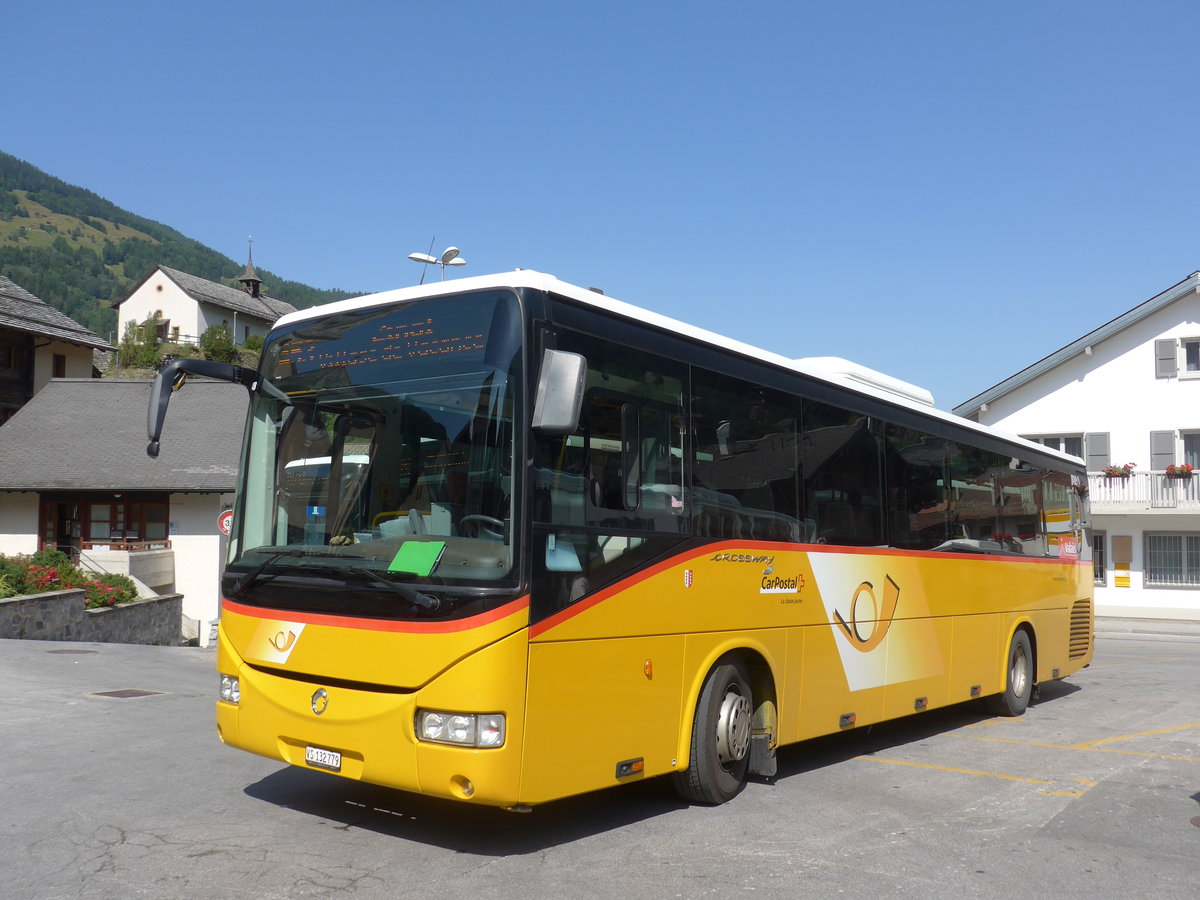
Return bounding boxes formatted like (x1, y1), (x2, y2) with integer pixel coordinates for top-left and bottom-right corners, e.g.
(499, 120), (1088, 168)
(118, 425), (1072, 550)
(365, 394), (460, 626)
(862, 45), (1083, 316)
(955, 270), (1200, 621)
(0, 377), (248, 644)
(113, 260), (294, 348)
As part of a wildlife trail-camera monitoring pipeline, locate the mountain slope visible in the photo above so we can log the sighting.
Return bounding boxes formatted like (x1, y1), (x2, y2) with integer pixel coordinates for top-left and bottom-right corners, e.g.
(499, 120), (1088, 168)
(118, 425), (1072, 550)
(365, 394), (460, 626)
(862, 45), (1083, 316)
(0, 151), (358, 338)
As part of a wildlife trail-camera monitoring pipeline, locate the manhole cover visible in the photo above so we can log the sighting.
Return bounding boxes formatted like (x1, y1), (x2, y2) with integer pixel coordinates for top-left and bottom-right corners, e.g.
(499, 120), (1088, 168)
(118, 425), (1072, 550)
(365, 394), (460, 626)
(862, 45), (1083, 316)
(92, 689), (165, 700)
(47, 649), (100, 655)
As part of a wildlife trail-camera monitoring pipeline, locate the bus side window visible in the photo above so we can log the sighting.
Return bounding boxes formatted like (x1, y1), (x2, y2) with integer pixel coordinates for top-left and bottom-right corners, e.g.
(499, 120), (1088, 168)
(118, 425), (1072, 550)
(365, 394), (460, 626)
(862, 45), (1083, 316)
(800, 400), (882, 546)
(692, 369), (800, 542)
(532, 326), (685, 532)
(884, 424), (951, 551)
(996, 462), (1040, 554)
(947, 445), (1006, 548)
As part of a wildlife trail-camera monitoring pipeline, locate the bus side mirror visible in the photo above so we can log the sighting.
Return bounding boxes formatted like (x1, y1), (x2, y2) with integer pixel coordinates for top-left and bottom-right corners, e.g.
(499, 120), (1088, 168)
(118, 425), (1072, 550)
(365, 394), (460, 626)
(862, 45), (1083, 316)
(147, 358), (257, 458)
(532, 349), (586, 434)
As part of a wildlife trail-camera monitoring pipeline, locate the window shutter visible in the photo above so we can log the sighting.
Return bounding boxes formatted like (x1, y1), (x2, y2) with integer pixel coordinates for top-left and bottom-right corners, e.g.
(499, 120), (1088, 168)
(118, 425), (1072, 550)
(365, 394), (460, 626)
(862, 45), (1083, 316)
(1150, 431), (1176, 471)
(1155, 339), (1177, 378)
(1085, 433), (1109, 472)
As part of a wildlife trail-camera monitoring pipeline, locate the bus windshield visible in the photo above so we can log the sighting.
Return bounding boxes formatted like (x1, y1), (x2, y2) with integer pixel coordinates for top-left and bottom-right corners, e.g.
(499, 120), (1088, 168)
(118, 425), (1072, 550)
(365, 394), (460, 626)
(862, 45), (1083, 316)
(227, 289), (523, 610)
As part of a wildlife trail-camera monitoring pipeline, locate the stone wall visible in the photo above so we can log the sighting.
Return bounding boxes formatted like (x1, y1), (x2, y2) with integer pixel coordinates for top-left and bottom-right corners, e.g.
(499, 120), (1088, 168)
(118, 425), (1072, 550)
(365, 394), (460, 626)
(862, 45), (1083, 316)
(0, 589), (184, 645)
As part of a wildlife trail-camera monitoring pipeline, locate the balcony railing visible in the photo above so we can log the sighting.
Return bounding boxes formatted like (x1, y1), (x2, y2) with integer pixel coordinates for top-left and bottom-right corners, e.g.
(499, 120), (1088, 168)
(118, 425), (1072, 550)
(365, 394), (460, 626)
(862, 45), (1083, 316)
(1088, 472), (1200, 510)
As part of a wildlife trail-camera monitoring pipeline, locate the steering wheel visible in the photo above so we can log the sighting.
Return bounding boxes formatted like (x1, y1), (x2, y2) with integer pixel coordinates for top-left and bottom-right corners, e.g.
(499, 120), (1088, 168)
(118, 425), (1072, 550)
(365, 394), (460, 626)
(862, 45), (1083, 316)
(459, 515), (505, 539)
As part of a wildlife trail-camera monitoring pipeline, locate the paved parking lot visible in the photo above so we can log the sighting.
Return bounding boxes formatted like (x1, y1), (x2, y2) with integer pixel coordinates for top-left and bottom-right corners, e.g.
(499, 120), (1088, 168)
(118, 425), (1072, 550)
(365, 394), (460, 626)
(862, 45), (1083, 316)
(2, 626), (1197, 899)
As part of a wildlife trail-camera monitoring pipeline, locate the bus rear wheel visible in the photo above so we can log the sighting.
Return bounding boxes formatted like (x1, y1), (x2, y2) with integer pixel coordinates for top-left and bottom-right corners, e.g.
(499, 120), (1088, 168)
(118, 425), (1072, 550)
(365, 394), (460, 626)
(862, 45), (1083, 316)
(673, 658), (752, 805)
(986, 629), (1033, 717)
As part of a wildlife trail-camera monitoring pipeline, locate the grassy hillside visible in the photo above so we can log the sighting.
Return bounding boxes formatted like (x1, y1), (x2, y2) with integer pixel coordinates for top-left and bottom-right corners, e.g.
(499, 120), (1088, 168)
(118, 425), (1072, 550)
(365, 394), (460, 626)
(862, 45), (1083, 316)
(0, 151), (359, 339)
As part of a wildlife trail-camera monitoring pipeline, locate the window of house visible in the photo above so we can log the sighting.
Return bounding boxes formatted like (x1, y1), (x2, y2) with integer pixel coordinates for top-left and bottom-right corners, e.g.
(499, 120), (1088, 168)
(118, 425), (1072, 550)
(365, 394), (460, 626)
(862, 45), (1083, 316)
(1182, 433), (1200, 469)
(1185, 340), (1200, 373)
(1093, 531), (1106, 586)
(1144, 533), (1200, 586)
(1155, 338), (1200, 379)
(52, 354), (66, 378)
(82, 496), (170, 546)
(1032, 435), (1083, 458)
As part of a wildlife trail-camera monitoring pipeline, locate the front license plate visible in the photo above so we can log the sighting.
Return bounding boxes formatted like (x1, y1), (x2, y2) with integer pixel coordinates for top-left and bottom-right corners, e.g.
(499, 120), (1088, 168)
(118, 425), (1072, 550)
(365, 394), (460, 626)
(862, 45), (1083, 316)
(305, 745), (342, 771)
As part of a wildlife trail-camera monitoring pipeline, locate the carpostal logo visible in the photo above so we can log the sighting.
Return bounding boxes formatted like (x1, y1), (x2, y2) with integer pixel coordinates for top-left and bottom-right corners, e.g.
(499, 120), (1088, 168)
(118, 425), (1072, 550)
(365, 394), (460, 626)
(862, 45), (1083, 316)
(760, 572), (805, 595)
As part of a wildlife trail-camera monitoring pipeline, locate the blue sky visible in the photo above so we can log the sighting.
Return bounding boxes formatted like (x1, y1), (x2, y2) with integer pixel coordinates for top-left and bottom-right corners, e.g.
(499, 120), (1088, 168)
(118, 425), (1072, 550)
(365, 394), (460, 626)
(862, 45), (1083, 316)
(6, 1), (1199, 409)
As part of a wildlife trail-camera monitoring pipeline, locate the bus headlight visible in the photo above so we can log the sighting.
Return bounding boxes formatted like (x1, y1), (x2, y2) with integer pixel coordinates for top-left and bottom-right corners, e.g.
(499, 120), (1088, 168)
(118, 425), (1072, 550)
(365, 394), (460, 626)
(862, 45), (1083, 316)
(416, 709), (505, 748)
(219, 673), (240, 705)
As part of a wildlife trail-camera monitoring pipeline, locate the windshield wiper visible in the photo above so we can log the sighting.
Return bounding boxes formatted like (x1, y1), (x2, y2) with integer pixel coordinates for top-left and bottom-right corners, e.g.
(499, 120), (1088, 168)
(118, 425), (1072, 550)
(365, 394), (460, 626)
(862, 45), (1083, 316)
(228, 548), (305, 598)
(227, 549), (443, 614)
(325, 564), (443, 614)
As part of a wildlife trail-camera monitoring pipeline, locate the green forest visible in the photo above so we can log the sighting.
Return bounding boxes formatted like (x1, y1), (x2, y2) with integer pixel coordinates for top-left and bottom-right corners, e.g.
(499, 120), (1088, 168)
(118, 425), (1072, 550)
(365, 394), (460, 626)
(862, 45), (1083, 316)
(0, 151), (358, 340)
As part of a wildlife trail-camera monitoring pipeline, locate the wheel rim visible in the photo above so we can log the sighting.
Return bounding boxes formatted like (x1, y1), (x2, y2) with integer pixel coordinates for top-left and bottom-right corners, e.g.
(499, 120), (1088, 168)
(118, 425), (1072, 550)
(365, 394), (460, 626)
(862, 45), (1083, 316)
(1010, 642), (1029, 698)
(715, 685), (751, 766)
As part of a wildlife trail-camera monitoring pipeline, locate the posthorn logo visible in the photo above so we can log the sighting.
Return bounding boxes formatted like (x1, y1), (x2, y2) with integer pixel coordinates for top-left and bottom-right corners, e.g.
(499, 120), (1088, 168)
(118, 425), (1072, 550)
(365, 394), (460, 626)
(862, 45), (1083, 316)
(311, 688), (329, 715)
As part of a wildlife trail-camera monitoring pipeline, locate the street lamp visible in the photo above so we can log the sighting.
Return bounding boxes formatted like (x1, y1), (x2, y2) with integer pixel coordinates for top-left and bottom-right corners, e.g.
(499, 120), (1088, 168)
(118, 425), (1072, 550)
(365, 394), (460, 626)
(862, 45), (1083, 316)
(408, 246), (467, 282)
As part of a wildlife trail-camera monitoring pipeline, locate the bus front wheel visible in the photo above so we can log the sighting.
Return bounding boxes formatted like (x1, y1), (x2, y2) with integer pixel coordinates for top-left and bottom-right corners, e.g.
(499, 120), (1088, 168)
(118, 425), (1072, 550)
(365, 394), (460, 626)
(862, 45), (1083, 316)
(986, 629), (1033, 717)
(673, 658), (752, 805)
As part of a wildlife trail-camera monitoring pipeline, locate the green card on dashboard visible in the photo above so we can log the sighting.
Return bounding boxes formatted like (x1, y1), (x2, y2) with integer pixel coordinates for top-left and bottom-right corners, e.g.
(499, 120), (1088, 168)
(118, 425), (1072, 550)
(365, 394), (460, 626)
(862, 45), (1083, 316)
(387, 541), (445, 576)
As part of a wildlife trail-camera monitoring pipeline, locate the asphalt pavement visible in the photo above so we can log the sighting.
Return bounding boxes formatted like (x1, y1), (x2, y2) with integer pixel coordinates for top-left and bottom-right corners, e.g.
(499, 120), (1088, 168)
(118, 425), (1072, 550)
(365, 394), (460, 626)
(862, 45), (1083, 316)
(2, 621), (1197, 900)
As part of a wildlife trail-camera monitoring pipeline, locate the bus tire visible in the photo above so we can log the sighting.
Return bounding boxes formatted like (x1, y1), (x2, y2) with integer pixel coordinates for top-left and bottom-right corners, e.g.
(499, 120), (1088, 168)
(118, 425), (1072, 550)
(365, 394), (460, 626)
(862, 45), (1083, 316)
(673, 658), (753, 805)
(985, 629), (1033, 717)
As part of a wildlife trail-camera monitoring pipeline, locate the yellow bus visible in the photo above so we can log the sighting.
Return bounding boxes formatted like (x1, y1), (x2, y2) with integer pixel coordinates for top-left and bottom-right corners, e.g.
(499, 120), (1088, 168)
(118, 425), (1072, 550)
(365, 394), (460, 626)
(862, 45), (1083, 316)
(148, 270), (1093, 808)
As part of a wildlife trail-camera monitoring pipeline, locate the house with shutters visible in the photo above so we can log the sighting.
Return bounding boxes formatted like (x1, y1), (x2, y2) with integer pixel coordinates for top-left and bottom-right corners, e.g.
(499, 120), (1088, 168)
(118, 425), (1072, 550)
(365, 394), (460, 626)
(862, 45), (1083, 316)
(954, 270), (1200, 621)
(113, 256), (295, 348)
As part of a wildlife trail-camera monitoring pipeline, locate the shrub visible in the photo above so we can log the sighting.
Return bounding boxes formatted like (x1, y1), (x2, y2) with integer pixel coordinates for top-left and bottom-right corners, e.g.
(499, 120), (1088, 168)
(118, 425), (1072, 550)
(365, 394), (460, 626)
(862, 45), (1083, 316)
(83, 573), (139, 609)
(0, 553), (139, 607)
(200, 324), (237, 363)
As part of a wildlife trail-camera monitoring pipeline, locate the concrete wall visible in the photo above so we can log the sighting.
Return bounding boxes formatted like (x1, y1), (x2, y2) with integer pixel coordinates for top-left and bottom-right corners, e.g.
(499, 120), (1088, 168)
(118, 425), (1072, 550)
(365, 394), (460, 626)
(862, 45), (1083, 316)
(83, 547), (174, 592)
(32, 342), (96, 395)
(0, 589), (183, 645)
(0, 493), (39, 556)
(198, 302), (272, 346)
(169, 492), (232, 644)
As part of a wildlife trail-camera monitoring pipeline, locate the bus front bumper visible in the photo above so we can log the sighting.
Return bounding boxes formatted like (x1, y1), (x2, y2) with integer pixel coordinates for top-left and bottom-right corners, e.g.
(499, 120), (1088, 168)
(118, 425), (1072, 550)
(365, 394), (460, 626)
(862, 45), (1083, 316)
(215, 628), (529, 808)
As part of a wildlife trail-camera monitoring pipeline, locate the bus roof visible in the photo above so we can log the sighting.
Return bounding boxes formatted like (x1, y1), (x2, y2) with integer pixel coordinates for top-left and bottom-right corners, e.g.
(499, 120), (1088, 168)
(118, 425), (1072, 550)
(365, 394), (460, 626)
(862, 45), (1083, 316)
(272, 270), (1082, 468)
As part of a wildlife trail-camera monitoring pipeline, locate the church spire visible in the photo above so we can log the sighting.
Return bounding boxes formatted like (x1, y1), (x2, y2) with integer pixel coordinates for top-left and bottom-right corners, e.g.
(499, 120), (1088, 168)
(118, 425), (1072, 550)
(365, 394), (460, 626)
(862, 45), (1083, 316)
(238, 235), (263, 298)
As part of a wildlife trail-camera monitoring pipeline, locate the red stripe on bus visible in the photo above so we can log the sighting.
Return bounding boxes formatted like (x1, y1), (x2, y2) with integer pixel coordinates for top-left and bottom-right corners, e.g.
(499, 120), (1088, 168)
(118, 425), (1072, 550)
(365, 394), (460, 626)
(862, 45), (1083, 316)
(221, 595), (530, 634)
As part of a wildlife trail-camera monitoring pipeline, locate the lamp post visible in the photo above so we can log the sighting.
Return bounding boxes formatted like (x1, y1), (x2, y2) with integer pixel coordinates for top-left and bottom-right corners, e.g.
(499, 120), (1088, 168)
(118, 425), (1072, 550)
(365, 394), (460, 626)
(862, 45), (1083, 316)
(408, 246), (467, 283)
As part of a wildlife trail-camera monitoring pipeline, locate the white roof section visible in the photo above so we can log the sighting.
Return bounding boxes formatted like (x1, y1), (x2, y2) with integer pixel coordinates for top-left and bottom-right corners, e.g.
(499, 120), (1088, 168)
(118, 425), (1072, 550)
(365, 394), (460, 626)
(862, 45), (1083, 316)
(273, 270), (1080, 466)
(953, 270), (1200, 417)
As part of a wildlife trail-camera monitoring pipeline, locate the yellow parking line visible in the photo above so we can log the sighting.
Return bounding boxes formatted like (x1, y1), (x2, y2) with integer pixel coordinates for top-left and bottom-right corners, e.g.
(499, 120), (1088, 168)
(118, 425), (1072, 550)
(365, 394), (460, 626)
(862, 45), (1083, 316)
(952, 732), (1200, 762)
(1069, 722), (1200, 749)
(1087, 657), (1186, 670)
(1087, 748), (1200, 762)
(859, 755), (1052, 784)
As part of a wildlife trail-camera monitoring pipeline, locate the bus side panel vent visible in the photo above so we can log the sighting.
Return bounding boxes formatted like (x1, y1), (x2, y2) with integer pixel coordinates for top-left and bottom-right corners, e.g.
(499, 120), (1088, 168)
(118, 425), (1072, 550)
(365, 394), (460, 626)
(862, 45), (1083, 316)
(1069, 599), (1093, 659)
